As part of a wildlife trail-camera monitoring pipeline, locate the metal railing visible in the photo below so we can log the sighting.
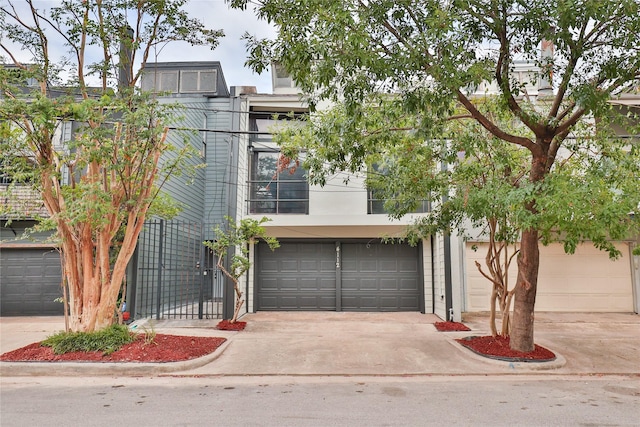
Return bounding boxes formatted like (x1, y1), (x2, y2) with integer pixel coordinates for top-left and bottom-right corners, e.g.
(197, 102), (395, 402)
(131, 220), (225, 320)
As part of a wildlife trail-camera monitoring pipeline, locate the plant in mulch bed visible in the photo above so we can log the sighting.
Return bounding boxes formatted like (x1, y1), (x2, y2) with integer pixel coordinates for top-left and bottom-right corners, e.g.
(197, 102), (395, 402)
(41, 324), (136, 355)
(203, 217), (279, 324)
(216, 320), (247, 331)
(456, 335), (556, 362)
(434, 321), (471, 332)
(0, 333), (227, 363)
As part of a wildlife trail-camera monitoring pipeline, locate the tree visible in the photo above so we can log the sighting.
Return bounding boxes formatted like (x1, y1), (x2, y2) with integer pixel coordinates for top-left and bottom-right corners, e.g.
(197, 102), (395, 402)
(0, 0), (223, 332)
(204, 217), (279, 323)
(231, 0), (640, 351)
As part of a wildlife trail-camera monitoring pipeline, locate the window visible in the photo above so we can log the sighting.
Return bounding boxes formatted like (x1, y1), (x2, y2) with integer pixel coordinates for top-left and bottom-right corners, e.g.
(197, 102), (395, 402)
(367, 189), (430, 215)
(272, 63), (295, 89)
(367, 163), (430, 215)
(140, 69), (217, 94)
(141, 70), (178, 93)
(249, 151), (308, 214)
(179, 70), (217, 93)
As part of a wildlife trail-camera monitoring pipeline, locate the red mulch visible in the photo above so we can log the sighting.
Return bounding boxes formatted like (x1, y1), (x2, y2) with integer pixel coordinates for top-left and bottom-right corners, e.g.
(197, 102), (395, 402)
(434, 321), (471, 332)
(456, 335), (556, 362)
(216, 320), (247, 331)
(0, 334), (226, 363)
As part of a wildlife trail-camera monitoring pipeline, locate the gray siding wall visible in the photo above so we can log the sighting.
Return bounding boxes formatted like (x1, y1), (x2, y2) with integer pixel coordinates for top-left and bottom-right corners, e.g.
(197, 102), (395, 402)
(203, 98), (233, 240)
(158, 98), (209, 223)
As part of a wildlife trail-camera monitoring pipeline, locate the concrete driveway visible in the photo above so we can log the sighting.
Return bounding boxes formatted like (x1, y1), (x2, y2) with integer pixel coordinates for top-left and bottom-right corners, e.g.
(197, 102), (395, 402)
(1, 311), (639, 377)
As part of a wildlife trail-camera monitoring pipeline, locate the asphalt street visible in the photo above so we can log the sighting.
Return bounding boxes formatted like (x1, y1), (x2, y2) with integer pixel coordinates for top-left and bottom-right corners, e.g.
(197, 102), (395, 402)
(1, 375), (639, 426)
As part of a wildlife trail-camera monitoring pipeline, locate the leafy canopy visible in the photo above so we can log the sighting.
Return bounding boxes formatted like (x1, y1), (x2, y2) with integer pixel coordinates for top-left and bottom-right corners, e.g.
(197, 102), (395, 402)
(232, 0), (640, 257)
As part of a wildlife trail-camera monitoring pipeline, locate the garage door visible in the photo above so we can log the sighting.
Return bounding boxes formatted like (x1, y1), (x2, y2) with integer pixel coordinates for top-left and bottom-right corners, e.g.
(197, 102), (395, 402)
(341, 243), (422, 311)
(466, 242), (634, 312)
(256, 241), (422, 311)
(0, 248), (64, 316)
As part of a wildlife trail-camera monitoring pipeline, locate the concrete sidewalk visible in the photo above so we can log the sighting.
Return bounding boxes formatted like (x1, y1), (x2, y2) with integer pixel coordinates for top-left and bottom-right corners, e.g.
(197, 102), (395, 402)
(1, 312), (639, 377)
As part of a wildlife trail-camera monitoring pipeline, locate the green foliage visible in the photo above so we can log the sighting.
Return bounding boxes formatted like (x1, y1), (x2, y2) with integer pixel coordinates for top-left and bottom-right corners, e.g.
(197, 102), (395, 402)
(41, 324), (135, 355)
(242, 0), (640, 259)
(237, 0), (640, 351)
(204, 216), (280, 281)
(141, 326), (157, 346)
(0, 0), (223, 331)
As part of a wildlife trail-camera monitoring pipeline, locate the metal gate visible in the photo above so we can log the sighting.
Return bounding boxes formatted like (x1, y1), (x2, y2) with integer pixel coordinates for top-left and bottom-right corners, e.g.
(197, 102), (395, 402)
(130, 220), (225, 320)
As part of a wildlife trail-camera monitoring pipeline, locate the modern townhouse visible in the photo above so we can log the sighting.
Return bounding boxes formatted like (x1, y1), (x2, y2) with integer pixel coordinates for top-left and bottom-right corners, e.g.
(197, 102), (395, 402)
(2, 60), (638, 321)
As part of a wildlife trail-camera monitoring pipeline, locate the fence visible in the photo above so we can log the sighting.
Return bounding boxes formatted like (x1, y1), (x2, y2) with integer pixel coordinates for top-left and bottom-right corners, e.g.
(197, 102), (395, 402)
(131, 220), (225, 320)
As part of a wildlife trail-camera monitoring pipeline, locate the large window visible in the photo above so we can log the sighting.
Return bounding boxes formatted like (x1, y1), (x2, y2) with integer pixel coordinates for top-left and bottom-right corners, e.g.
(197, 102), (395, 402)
(249, 151), (308, 214)
(367, 163), (430, 215)
(367, 189), (430, 215)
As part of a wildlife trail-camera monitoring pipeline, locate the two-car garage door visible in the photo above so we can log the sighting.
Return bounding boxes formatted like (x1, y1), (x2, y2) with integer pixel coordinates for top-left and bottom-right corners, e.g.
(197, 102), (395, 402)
(255, 241), (423, 312)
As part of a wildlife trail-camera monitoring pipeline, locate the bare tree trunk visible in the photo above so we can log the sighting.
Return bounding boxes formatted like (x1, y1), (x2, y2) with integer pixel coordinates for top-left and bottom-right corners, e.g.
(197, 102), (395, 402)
(501, 290), (514, 336)
(510, 154), (545, 352)
(511, 228), (539, 351)
(489, 286), (498, 337)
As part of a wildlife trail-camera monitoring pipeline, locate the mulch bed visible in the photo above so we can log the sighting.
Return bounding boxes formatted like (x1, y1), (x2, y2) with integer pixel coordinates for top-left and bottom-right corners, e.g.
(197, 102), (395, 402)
(456, 335), (556, 362)
(434, 321), (471, 332)
(0, 334), (226, 363)
(216, 320), (247, 331)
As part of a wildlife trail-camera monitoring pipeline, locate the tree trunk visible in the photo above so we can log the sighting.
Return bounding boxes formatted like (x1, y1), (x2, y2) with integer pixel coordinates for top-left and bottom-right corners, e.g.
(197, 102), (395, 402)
(509, 151), (547, 352)
(510, 228), (539, 351)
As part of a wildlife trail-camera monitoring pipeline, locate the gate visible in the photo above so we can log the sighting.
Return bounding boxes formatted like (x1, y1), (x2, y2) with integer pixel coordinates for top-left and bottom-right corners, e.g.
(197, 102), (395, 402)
(130, 220), (225, 320)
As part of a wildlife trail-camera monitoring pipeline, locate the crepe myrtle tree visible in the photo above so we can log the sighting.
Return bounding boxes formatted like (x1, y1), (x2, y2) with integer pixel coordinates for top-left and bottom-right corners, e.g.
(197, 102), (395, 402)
(0, 0), (223, 332)
(204, 217), (279, 323)
(231, 0), (640, 351)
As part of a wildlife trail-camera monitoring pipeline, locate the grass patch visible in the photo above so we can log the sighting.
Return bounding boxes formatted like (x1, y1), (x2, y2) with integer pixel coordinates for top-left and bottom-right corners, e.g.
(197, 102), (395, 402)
(41, 324), (136, 355)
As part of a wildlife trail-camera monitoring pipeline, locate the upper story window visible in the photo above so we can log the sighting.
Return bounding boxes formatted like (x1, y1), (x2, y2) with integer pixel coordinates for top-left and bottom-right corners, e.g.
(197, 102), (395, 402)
(140, 68), (218, 94)
(367, 189), (430, 215)
(367, 163), (430, 215)
(248, 151), (308, 214)
(272, 63), (296, 91)
(179, 70), (217, 93)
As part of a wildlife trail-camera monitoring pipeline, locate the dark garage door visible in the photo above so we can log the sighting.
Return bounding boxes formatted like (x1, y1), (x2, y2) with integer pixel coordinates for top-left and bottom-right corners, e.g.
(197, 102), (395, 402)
(256, 242), (337, 310)
(256, 241), (422, 311)
(0, 248), (64, 316)
(341, 242), (422, 311)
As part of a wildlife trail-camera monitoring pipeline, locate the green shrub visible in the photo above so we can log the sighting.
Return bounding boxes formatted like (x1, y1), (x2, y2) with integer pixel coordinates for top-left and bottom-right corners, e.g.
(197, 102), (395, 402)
(42, 324), (136, 355)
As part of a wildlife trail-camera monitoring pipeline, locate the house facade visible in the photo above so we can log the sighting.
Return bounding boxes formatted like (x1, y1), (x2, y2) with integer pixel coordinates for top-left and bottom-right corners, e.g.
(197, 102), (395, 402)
(2, 60), (638, 320)
(234, 65), (640, 319)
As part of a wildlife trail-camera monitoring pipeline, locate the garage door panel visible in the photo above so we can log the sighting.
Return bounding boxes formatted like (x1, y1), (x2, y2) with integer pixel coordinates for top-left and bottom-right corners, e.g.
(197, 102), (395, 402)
(379, 260), (399, 272)
(259, 259), (279, 272)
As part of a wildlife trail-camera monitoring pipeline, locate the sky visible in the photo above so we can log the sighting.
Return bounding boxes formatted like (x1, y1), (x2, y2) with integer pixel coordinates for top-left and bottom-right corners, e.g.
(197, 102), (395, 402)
(1, 0), (278, 93)
(159, 0), (277, 93)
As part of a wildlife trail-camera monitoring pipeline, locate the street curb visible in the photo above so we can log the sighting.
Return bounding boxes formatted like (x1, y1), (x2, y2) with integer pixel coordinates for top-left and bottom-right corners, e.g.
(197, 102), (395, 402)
(0, 337), (232, 377)
(444, 333), (567, 371)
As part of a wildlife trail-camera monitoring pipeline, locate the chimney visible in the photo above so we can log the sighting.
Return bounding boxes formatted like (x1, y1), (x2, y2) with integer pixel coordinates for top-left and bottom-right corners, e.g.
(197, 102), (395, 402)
(539, 37), (554, 96)
(230, 86), (258, 96)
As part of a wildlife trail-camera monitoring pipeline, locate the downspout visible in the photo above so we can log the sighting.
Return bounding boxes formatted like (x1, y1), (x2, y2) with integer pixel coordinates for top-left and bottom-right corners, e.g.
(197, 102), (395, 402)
(631, 240), (640, 314)
(430, 235), (436, 314)
(444, 233), (453, 321)
(223, 96), (241, 319)
(441, 161), (454, 321)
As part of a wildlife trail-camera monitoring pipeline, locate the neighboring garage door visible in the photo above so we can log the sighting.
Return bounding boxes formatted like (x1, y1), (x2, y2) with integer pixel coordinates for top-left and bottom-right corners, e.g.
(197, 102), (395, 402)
(466, 242), (634, 312)
(256, 241), (422, 311)
(0, 248), (64, 316)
